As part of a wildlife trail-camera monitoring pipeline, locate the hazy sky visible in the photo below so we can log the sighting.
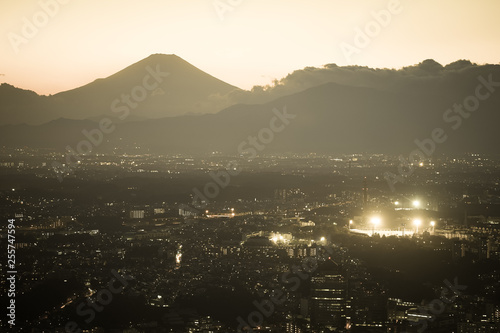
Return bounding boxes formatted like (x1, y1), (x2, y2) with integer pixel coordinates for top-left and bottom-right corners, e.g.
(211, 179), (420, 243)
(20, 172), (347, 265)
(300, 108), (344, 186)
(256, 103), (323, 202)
(1, 0), (499, 95)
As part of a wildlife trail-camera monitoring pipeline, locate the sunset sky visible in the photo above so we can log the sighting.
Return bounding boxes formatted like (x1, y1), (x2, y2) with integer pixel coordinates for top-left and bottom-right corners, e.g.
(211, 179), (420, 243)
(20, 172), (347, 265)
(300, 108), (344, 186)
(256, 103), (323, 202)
(1, 0), (500, 95)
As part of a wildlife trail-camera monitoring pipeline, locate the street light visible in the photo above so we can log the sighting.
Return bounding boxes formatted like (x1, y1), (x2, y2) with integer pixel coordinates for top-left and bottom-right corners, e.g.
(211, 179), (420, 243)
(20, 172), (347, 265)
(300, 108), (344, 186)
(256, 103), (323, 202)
(413, 218), (422, 234)
(349, 220), (353, 231)
(430, 221), (436, 233)
(413, 200), (420, 208)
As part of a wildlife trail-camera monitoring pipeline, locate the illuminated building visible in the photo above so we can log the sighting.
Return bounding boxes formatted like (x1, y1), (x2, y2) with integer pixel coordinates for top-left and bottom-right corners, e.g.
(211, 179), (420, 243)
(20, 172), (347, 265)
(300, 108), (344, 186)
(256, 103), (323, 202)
(310, 261), (347, 330)
(129, 210), (145, 219)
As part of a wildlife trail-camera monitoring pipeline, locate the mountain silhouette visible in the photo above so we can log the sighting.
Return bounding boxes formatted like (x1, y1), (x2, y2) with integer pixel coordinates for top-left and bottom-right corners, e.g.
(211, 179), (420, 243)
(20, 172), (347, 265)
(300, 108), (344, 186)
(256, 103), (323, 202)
(1, 56), (500, 155)
(0, 54), (240, 125)
(2, 69), (500, 155)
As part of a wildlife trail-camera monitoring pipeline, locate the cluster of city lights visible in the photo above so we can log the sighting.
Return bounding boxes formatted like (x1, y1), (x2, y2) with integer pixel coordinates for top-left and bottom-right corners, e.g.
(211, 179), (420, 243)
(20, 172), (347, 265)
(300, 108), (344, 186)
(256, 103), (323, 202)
(394, 200), (420, 207)
(412, 218), (436, 233)
(271, 234), (285, 243)
(349, 215), (437, 237)
(204, 208), (235, 218)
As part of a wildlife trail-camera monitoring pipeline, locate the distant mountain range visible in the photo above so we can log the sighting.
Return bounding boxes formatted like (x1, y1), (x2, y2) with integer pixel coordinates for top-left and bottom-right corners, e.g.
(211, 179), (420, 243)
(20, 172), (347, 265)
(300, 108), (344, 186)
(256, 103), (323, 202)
(1, 55), (500, 154)
(0, 54), (239, 125)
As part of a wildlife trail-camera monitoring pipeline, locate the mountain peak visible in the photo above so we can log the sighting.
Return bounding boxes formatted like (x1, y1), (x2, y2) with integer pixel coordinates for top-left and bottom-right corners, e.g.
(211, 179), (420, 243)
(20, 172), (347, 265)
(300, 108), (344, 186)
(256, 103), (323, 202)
(141, 53), (181, 63)
(414, 59), (444, 73)
(444, 59), (475, 70)
(135, 53), (190, 67)
(146, 53), (180, 59)
(38, 53), (240, 123)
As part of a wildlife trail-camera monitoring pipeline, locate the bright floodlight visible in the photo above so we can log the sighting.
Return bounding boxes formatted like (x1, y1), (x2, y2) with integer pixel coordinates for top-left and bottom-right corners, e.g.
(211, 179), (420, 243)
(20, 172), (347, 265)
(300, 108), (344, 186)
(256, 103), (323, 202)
(413, 218), (422, 233)
(370, 217), (381, 226)
(394, 201), (399, 205)
(320, 237), (326, 242)
(349, 220), (353, 224)
(271, 236), (278, 242)
(430, 221), (435, 227)
(413, 200), (420, 208)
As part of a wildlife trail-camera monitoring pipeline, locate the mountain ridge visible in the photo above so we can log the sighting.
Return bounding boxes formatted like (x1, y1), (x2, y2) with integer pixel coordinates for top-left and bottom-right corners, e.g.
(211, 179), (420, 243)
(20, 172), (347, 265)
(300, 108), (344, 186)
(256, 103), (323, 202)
(2, 74), (500, 154)
(2, 56), (500, 155)
(0, 54), (240, 125)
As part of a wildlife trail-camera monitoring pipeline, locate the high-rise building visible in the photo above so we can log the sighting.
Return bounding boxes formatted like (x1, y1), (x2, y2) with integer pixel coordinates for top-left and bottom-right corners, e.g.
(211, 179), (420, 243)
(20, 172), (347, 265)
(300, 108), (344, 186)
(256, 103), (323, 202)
(310, 261), (347, 331)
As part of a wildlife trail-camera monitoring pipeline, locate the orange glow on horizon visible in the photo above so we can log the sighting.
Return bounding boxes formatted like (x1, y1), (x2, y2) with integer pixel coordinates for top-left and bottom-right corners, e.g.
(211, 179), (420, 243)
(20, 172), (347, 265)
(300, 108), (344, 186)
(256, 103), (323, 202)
(1, 0), (499, 95)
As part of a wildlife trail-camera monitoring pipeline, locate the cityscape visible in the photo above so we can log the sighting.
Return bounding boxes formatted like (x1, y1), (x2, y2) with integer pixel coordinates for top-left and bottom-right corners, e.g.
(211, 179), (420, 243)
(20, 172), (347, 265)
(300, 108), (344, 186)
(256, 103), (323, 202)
(1, 148), (499, 332)
(2, 1), (500, 332)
